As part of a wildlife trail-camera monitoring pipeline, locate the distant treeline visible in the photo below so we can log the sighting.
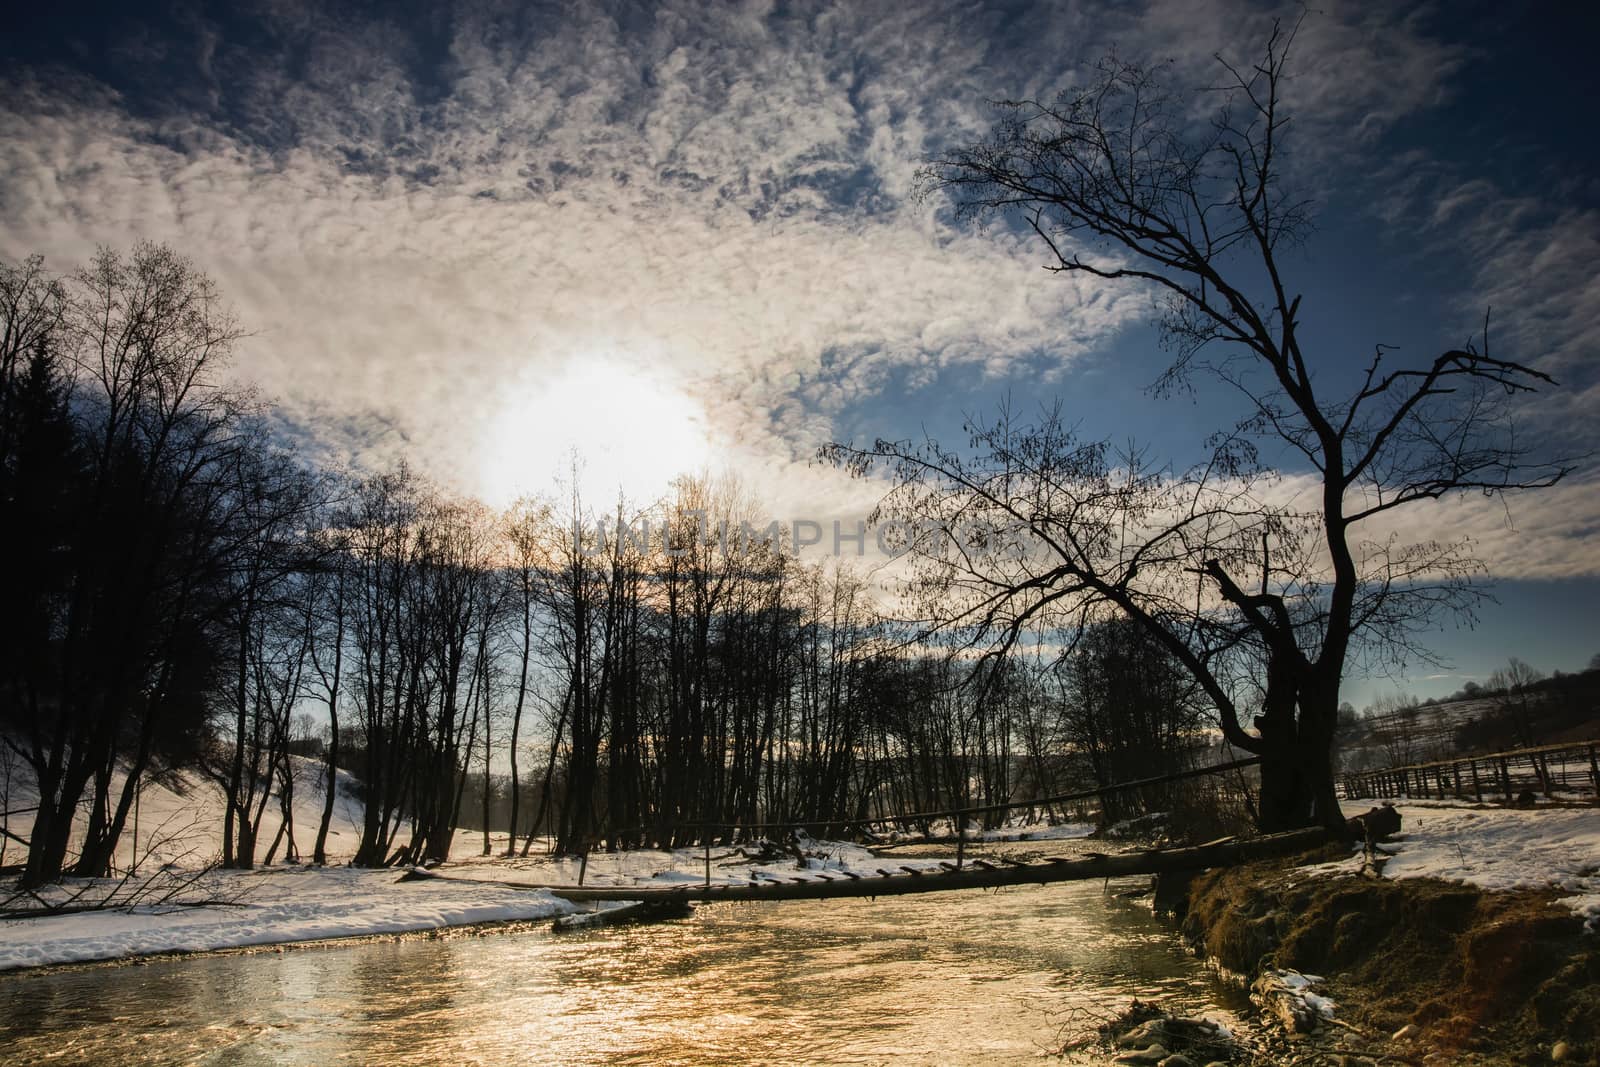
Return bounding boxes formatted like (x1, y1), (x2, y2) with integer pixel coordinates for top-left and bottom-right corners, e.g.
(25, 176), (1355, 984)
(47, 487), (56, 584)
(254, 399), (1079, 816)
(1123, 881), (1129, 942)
(2, 246), (1209, 888)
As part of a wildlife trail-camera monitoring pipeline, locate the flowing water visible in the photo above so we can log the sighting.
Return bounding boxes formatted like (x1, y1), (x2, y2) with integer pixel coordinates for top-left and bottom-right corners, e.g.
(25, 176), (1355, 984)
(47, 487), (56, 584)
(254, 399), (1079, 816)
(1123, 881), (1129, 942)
(0, 876), (1248, 1065)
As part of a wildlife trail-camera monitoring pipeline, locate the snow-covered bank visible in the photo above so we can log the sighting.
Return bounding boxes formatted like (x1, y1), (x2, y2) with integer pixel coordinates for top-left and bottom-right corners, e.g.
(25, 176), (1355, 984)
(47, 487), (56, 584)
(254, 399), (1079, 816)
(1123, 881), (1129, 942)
(2, 745), (976, 971)
(1322, 799), (1600, 927)
(0, 865), (575, 971)
(976, 820), (1096, 843)
(425, 832), (955, 904)
(0, 832), (950, 971)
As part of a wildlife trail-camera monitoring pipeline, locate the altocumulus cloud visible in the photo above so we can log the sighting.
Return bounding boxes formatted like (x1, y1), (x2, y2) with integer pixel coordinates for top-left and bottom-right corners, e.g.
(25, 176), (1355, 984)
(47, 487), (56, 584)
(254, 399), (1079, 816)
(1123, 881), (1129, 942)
(2, 0), (1154, 507)
(2, 0), (1590, 561)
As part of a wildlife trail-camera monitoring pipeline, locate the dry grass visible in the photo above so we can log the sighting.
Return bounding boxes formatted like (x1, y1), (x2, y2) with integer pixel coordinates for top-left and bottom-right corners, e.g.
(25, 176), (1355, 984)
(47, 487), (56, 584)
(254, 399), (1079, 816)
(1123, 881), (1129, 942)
(1183, 857), (1600, 1065)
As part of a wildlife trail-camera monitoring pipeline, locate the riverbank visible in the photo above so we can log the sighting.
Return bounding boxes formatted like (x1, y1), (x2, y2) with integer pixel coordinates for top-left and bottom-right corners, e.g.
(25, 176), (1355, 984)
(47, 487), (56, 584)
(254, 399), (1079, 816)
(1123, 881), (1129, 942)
(0, 753), (963, 971)
(0, 865), (577, 970)
(1177, 800), (1600, 1065)
(0, 835), (955, 971)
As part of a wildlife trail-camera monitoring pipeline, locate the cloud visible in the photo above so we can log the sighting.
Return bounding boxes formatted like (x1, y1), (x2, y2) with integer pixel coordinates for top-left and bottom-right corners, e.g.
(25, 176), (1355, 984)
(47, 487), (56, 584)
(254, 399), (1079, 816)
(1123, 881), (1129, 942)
(0, 0), (1537, 540)
(1257, 470), (1600, 583)
(1, 1), (1149, 509)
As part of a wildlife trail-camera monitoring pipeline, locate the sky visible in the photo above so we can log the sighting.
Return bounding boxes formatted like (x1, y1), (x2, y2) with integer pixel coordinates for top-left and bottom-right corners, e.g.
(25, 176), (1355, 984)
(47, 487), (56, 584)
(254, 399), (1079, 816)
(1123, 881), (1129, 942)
(3, 0), (1597, 706)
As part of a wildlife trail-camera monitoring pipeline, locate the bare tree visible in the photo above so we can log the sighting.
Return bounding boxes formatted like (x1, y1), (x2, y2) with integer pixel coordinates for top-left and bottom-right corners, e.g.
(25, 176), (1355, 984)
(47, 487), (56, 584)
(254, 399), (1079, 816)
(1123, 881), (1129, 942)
(829, 22), (1570, 831)
(1487, 657), (1544, 748)
(3, 245), (255, 886)
(501, 497), (550, 856)
(1056, 618), (1206, 822)
(1366, 693), (1424, 769)
(306, 511), (352, 866)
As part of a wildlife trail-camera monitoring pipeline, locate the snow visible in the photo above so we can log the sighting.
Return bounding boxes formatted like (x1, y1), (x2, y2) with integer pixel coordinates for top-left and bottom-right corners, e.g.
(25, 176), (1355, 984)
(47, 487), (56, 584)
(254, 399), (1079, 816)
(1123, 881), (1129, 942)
(0, 866), (575, 971)
(8, 749), (1593, 975)
(1321, 800), (1600, 929)
(975, 820), (1096, 843)
(0, 836), (946, 971)
(1252, 968), (1338, 1029)
(1274, 970), (1322, 990)
(0, 752), (366, 871)
(873, 817), (1096, 845)
(1, 754), (953, 971)
(437, 834), (946, 892)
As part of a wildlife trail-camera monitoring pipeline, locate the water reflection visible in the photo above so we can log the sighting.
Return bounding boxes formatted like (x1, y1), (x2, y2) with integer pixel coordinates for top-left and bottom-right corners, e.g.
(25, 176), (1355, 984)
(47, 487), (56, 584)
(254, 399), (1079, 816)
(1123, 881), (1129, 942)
(0, 881), (1242, 1065)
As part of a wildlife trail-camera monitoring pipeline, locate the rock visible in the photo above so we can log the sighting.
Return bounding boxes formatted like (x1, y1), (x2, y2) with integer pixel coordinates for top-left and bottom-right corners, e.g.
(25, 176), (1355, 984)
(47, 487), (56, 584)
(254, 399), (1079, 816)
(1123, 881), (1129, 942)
(1252, 971), (1328, 1033)
(1152, 869), (1197, 916)
(1118, 1015), (1233, 1060)
(1345, 803), (1401, 842)
(1551, 1041), (1572, 1062)
(1118, 1022), (1160, 1048)
(1157, 1056), (1195, 1067)
(1113, 1044), (1169, 1065)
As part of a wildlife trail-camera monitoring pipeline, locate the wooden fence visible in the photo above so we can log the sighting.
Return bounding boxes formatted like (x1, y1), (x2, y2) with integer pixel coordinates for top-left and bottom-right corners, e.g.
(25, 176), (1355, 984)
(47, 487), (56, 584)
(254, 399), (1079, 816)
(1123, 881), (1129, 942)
(1341, 739), (1600, 803)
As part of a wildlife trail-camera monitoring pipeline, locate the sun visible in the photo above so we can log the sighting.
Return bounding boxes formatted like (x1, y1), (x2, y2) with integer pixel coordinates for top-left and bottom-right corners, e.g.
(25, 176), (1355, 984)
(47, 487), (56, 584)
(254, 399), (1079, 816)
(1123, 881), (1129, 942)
(479, 358), (713, 509)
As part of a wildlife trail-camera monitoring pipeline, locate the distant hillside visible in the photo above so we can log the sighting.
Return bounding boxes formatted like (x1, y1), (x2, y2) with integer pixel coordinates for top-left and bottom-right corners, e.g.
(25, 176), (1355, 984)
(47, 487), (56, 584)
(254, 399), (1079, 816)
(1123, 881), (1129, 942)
(1, 750), (365, 873)
(1339, 669), (1600, 771)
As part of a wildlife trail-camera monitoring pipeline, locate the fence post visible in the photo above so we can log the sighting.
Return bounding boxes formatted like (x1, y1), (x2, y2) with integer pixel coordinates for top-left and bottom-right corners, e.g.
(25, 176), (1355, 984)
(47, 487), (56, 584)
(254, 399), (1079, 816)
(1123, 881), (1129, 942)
(1469, 759), (1483, 803)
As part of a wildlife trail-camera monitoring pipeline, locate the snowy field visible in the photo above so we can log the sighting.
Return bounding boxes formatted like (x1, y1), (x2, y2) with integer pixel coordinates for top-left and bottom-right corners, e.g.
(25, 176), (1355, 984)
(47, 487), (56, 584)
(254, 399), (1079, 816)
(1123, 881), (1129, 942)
(0, 761), (578, 970)
(1325, 799), (1600, 928)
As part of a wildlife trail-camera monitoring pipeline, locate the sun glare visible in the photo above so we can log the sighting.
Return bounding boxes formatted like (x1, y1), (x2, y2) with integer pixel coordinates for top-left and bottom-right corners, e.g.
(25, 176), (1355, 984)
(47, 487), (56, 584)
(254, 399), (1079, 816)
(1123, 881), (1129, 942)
(479, 358), (713, 509)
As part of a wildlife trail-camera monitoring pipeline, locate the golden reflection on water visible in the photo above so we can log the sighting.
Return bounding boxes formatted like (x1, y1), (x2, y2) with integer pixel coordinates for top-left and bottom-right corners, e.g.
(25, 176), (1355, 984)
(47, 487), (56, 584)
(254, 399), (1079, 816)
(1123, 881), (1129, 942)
(0, 881), (1242, 1066)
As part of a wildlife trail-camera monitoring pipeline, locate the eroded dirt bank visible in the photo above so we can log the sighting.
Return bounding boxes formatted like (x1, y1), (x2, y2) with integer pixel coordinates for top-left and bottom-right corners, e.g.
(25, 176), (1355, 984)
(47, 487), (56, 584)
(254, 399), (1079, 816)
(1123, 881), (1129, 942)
(1179, 849), (1599, 1066)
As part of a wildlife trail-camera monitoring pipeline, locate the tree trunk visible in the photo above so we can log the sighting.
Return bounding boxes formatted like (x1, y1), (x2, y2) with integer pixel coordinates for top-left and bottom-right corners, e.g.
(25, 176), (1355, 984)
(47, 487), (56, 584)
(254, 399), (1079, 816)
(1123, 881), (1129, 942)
(314, 705), (339, 865)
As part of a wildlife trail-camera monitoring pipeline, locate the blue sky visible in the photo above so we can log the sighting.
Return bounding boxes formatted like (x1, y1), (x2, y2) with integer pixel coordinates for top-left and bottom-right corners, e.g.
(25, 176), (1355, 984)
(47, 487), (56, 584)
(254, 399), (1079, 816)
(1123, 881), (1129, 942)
(4, 0), (1596, 705)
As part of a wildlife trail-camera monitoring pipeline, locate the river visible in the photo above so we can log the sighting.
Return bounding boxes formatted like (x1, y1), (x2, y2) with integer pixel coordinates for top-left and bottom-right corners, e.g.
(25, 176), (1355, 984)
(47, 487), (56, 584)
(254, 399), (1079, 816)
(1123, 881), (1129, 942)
(0, 869), (1252, 1066)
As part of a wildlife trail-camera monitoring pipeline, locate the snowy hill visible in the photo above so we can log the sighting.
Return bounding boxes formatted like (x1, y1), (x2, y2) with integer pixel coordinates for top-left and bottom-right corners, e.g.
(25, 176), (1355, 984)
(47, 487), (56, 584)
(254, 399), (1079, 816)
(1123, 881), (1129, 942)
(0, 749), (366, 873)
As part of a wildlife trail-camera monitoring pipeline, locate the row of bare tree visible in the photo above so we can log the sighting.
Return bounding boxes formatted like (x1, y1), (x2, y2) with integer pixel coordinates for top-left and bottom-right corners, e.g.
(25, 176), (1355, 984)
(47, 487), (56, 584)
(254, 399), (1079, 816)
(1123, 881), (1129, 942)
(4, 248), (1199, 887)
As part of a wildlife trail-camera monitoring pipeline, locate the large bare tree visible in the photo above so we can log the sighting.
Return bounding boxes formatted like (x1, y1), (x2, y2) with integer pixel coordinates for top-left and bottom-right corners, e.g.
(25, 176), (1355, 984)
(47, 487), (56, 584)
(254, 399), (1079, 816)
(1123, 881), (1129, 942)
(827, 23), (1571, 831)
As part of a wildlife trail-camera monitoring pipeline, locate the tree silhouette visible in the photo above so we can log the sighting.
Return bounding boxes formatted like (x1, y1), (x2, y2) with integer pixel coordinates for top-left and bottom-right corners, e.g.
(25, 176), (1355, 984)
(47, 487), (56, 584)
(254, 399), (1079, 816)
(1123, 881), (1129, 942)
(827, 21), (1571, 831)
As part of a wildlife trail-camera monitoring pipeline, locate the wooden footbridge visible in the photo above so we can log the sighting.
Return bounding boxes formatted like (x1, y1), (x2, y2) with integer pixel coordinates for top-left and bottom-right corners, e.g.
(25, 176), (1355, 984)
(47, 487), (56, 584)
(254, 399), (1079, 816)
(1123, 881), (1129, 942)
(402, 825), (1334, 905)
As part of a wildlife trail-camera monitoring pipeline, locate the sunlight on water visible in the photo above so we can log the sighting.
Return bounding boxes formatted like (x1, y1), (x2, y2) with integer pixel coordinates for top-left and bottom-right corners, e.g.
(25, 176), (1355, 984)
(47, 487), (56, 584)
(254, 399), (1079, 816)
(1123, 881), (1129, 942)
(0, 881), (1245, 1066)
